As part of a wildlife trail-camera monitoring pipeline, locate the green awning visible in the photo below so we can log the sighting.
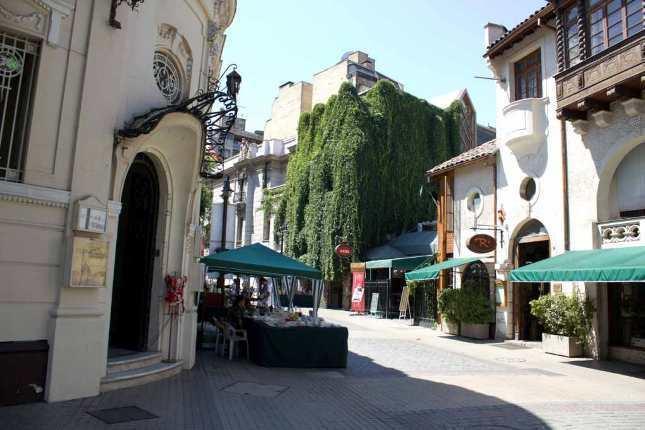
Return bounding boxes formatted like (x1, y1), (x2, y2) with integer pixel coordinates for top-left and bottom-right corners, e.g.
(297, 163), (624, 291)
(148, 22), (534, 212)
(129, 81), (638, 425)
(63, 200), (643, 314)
(510, 246), (645, 283)
(405, 257), (479, 282)
(365, 255), (433, 271)
(200, 243), (322, 279)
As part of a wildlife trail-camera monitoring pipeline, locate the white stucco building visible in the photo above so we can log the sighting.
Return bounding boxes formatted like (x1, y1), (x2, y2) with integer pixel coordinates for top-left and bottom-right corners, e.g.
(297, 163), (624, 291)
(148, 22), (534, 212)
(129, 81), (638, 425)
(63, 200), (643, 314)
(0, 0), (237, 405)
(432, 1), (644, 364)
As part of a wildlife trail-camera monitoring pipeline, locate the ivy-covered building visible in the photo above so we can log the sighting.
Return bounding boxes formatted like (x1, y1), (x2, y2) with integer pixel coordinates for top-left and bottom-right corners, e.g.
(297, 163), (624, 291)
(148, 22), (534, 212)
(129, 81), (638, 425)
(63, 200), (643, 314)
(209, 52), (404, 253)
(209, 51), (496, 308)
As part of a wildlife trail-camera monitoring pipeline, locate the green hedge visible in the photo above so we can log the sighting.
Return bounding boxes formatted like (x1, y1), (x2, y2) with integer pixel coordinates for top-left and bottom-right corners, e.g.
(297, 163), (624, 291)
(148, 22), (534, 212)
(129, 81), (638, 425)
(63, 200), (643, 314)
(438, 288), (493, 324)
(276, 81), (462, 281)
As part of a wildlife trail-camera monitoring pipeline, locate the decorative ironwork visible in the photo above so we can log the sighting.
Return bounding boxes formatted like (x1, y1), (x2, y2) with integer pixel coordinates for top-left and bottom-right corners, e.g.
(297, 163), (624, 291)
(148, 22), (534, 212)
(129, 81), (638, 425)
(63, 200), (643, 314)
(0, 31), (39, 182)
(153, 52), (183, 104)
(110, 0), (145, 30)
(0, 48), (23, 79)
(116, 67), (240, 180)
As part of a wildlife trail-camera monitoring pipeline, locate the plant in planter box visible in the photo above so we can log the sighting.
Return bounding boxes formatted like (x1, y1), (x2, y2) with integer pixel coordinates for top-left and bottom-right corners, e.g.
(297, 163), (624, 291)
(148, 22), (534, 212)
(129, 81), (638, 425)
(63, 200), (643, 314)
(457, 287), (493, 339)
(530, 293), (595, 357)
(437, 288), (460, 334)
(438, 288), (492, 338)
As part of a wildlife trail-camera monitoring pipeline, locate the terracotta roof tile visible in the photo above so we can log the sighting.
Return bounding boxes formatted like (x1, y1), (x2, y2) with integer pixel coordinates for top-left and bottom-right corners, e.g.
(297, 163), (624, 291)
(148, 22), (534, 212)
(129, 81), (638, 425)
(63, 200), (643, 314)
(428, 140), (497, 176)
(484, 4), (553, 58)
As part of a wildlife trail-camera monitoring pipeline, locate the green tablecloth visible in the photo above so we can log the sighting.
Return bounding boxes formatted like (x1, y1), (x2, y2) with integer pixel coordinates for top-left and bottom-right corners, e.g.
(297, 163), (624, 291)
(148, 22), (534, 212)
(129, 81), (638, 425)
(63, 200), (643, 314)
(244, 318), (348, 368)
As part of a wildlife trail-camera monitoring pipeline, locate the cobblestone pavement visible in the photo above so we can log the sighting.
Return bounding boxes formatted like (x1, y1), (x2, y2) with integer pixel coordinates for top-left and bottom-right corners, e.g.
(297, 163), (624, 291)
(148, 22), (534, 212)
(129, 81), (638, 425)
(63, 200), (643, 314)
(2, 309), (645, 429)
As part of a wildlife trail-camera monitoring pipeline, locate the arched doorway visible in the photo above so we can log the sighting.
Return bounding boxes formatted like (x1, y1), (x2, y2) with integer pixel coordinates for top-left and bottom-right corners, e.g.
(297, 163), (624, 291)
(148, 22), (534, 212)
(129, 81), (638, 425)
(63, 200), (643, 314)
(109, 153), (160, 353)
(462, 261), (490, 299)
(513, 219), (550, 341)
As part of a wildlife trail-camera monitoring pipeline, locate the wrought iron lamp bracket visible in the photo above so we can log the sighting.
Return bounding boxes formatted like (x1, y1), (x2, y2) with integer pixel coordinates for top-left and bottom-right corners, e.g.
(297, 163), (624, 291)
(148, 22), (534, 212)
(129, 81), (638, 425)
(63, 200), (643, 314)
(110, 0), (145, 29)
(115, 67), (240, 181)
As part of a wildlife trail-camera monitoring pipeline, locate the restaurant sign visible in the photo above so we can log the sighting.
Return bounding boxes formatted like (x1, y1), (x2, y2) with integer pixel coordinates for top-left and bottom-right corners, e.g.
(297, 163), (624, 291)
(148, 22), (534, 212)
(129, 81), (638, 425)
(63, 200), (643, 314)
(335, 242), (353, 258)
(467, 234), (496, 253)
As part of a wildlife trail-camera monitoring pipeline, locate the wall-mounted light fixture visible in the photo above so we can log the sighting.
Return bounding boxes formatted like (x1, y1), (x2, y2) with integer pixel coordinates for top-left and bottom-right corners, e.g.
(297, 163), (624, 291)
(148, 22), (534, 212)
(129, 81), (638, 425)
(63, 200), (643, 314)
(110, 0), (145, 29)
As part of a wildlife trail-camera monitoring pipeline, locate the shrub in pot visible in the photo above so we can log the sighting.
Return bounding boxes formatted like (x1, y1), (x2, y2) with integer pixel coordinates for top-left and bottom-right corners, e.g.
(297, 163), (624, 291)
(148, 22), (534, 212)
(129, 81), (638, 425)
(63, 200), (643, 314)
(530, 293), (594, 357)
(438, 288), (492, 338)
(437, 288), (459, 335)
(458, 288), (493, 339)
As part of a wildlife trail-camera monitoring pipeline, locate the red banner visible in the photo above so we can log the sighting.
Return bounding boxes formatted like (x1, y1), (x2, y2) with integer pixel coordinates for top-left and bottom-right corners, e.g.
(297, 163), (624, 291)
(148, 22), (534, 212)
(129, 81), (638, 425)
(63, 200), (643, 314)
(350, 271), (365, 313)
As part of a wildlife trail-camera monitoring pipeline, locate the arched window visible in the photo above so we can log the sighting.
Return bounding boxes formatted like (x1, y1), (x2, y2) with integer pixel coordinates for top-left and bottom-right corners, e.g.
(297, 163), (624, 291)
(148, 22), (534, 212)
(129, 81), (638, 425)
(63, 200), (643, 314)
(462, 261), (490, 300)
(153, 51), (184, 104)
(611, 142), (645, 218)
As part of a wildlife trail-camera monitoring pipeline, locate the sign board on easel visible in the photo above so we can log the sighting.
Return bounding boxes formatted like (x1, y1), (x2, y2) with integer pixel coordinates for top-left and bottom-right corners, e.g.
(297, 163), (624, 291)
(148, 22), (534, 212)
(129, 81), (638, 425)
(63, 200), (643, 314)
(369, 292), (380, 317)
(399, 286), (411, 319)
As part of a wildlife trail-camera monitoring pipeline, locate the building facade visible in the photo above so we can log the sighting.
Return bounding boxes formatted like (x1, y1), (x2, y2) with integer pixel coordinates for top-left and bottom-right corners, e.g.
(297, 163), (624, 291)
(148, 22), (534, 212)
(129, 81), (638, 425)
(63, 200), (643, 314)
(432, 1), (644, 363)
(0, 0), (237, 404)
(209, 51), (404, 255)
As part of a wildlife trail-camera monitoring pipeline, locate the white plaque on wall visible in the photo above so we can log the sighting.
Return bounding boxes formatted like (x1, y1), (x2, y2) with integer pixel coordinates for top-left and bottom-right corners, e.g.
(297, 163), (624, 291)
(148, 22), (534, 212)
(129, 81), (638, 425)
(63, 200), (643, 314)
(74, 196), (107, 234)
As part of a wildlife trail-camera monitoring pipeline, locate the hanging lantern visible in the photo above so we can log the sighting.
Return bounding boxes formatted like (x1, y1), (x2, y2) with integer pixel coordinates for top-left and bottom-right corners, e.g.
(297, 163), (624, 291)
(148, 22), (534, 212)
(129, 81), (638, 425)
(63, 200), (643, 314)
(226, 69), (242, 99)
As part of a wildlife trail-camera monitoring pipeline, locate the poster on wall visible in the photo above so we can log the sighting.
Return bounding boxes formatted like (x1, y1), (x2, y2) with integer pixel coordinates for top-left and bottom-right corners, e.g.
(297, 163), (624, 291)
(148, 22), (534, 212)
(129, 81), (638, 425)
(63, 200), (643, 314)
(70, 237), (109, 287)
(350, 270), (365, 313)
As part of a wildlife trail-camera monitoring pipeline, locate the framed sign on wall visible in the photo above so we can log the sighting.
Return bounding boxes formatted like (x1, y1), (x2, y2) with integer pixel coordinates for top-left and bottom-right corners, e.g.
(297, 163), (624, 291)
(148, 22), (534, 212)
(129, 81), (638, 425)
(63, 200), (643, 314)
(70, 237), (109, 287)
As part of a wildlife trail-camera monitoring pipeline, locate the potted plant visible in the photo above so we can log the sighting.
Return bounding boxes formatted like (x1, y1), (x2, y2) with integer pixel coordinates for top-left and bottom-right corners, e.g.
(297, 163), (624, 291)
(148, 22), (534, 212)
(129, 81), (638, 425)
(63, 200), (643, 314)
(530, 293), (595, 357)
(437, 288), (459, 335)
(458, 288), (493, 339)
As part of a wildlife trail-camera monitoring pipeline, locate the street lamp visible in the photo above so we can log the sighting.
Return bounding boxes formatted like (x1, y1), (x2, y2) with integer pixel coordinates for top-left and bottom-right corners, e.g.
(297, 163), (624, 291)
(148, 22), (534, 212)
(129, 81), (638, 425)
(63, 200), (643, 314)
(226, 69), (242, 100)
(217, 176), (232, 293)
(279, 224), (289, 254)
(220, 176), (232, 251)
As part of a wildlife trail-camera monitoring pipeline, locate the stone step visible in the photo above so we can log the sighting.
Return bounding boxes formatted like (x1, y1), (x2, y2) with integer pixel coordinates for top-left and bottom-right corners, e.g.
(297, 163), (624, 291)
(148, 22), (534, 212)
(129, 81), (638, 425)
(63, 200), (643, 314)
(107, 351), (164, 374)
(100, 360), (183, 392)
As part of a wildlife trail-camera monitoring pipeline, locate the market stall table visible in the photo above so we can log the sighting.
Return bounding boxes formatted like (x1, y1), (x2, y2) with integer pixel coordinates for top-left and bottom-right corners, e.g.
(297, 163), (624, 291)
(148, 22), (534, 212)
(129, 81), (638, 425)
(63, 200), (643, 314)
(243, 314), (348, 368)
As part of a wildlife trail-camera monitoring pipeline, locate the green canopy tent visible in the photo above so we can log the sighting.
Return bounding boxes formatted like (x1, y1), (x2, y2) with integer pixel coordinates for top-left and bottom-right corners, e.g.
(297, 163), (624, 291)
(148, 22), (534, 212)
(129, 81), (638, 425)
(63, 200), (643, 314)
(405, 257), (480, 282)
(510, 246), (645, 282)
(200, 243), (323, 314)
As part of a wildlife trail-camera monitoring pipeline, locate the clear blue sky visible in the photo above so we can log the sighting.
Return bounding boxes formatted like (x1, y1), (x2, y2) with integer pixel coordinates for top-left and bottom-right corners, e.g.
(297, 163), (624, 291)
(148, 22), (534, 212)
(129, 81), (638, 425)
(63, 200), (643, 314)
(222, 0), (546, 133)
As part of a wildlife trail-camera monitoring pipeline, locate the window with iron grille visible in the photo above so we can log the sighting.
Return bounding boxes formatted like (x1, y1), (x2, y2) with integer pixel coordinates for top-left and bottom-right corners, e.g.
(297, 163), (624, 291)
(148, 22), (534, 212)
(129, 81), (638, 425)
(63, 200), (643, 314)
(0, 31), (39, 182)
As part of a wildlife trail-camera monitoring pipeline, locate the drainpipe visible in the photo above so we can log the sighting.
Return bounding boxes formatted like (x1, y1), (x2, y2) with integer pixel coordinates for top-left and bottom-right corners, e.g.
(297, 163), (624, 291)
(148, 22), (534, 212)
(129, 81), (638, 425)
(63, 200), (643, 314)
(492, 157), (498, 340)
(560, 119), (570, 251)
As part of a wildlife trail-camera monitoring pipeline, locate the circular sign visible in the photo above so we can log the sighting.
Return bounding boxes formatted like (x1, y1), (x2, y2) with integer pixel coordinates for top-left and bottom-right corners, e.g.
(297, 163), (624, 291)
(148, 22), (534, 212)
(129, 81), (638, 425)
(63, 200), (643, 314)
(335, 242), (353, 258)
(467, 234), (496, 254)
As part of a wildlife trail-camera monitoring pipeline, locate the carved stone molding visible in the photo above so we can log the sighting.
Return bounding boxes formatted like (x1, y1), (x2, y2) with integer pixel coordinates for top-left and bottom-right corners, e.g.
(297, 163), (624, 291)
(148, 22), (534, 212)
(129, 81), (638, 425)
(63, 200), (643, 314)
(0, 4), (48, 36)
(0, 4), (45, 33)
(0, 180), (70, 208)
(0, 0), (75, 47)
(157, 23), (193, 93)
(571, 119), (589, 134)
(622, 98), (644, 117)
(591, 110), (613, 128)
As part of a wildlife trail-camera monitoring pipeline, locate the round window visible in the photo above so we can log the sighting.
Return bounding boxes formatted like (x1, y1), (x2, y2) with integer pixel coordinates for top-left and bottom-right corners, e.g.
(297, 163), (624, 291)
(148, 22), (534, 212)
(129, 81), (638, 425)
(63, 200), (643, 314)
(153, 51), (183, 104)
(520, 177), (537, 201)
(466, 189), (483, 215)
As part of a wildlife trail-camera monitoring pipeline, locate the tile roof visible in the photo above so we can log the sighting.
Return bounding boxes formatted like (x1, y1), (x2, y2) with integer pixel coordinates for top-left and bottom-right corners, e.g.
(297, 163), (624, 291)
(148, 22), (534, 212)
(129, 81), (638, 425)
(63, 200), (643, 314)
(428, 139), (497, 176)
(484, 4), (554, 59)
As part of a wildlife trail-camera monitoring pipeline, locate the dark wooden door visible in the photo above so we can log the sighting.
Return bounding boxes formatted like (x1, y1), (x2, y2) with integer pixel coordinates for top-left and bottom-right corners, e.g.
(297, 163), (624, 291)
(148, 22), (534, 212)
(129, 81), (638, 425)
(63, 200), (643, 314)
(109, 154), (160, 352)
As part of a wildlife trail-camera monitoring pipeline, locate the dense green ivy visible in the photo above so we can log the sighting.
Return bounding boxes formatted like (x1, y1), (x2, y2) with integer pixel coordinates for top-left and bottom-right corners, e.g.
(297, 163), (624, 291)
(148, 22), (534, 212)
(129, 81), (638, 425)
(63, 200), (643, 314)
(276, 81), (462, 281)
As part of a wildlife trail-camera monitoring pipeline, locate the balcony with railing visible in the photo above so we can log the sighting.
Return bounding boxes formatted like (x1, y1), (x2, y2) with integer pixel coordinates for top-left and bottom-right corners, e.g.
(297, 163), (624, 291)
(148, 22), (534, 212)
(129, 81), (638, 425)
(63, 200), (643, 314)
(597, 217), (643, 248)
